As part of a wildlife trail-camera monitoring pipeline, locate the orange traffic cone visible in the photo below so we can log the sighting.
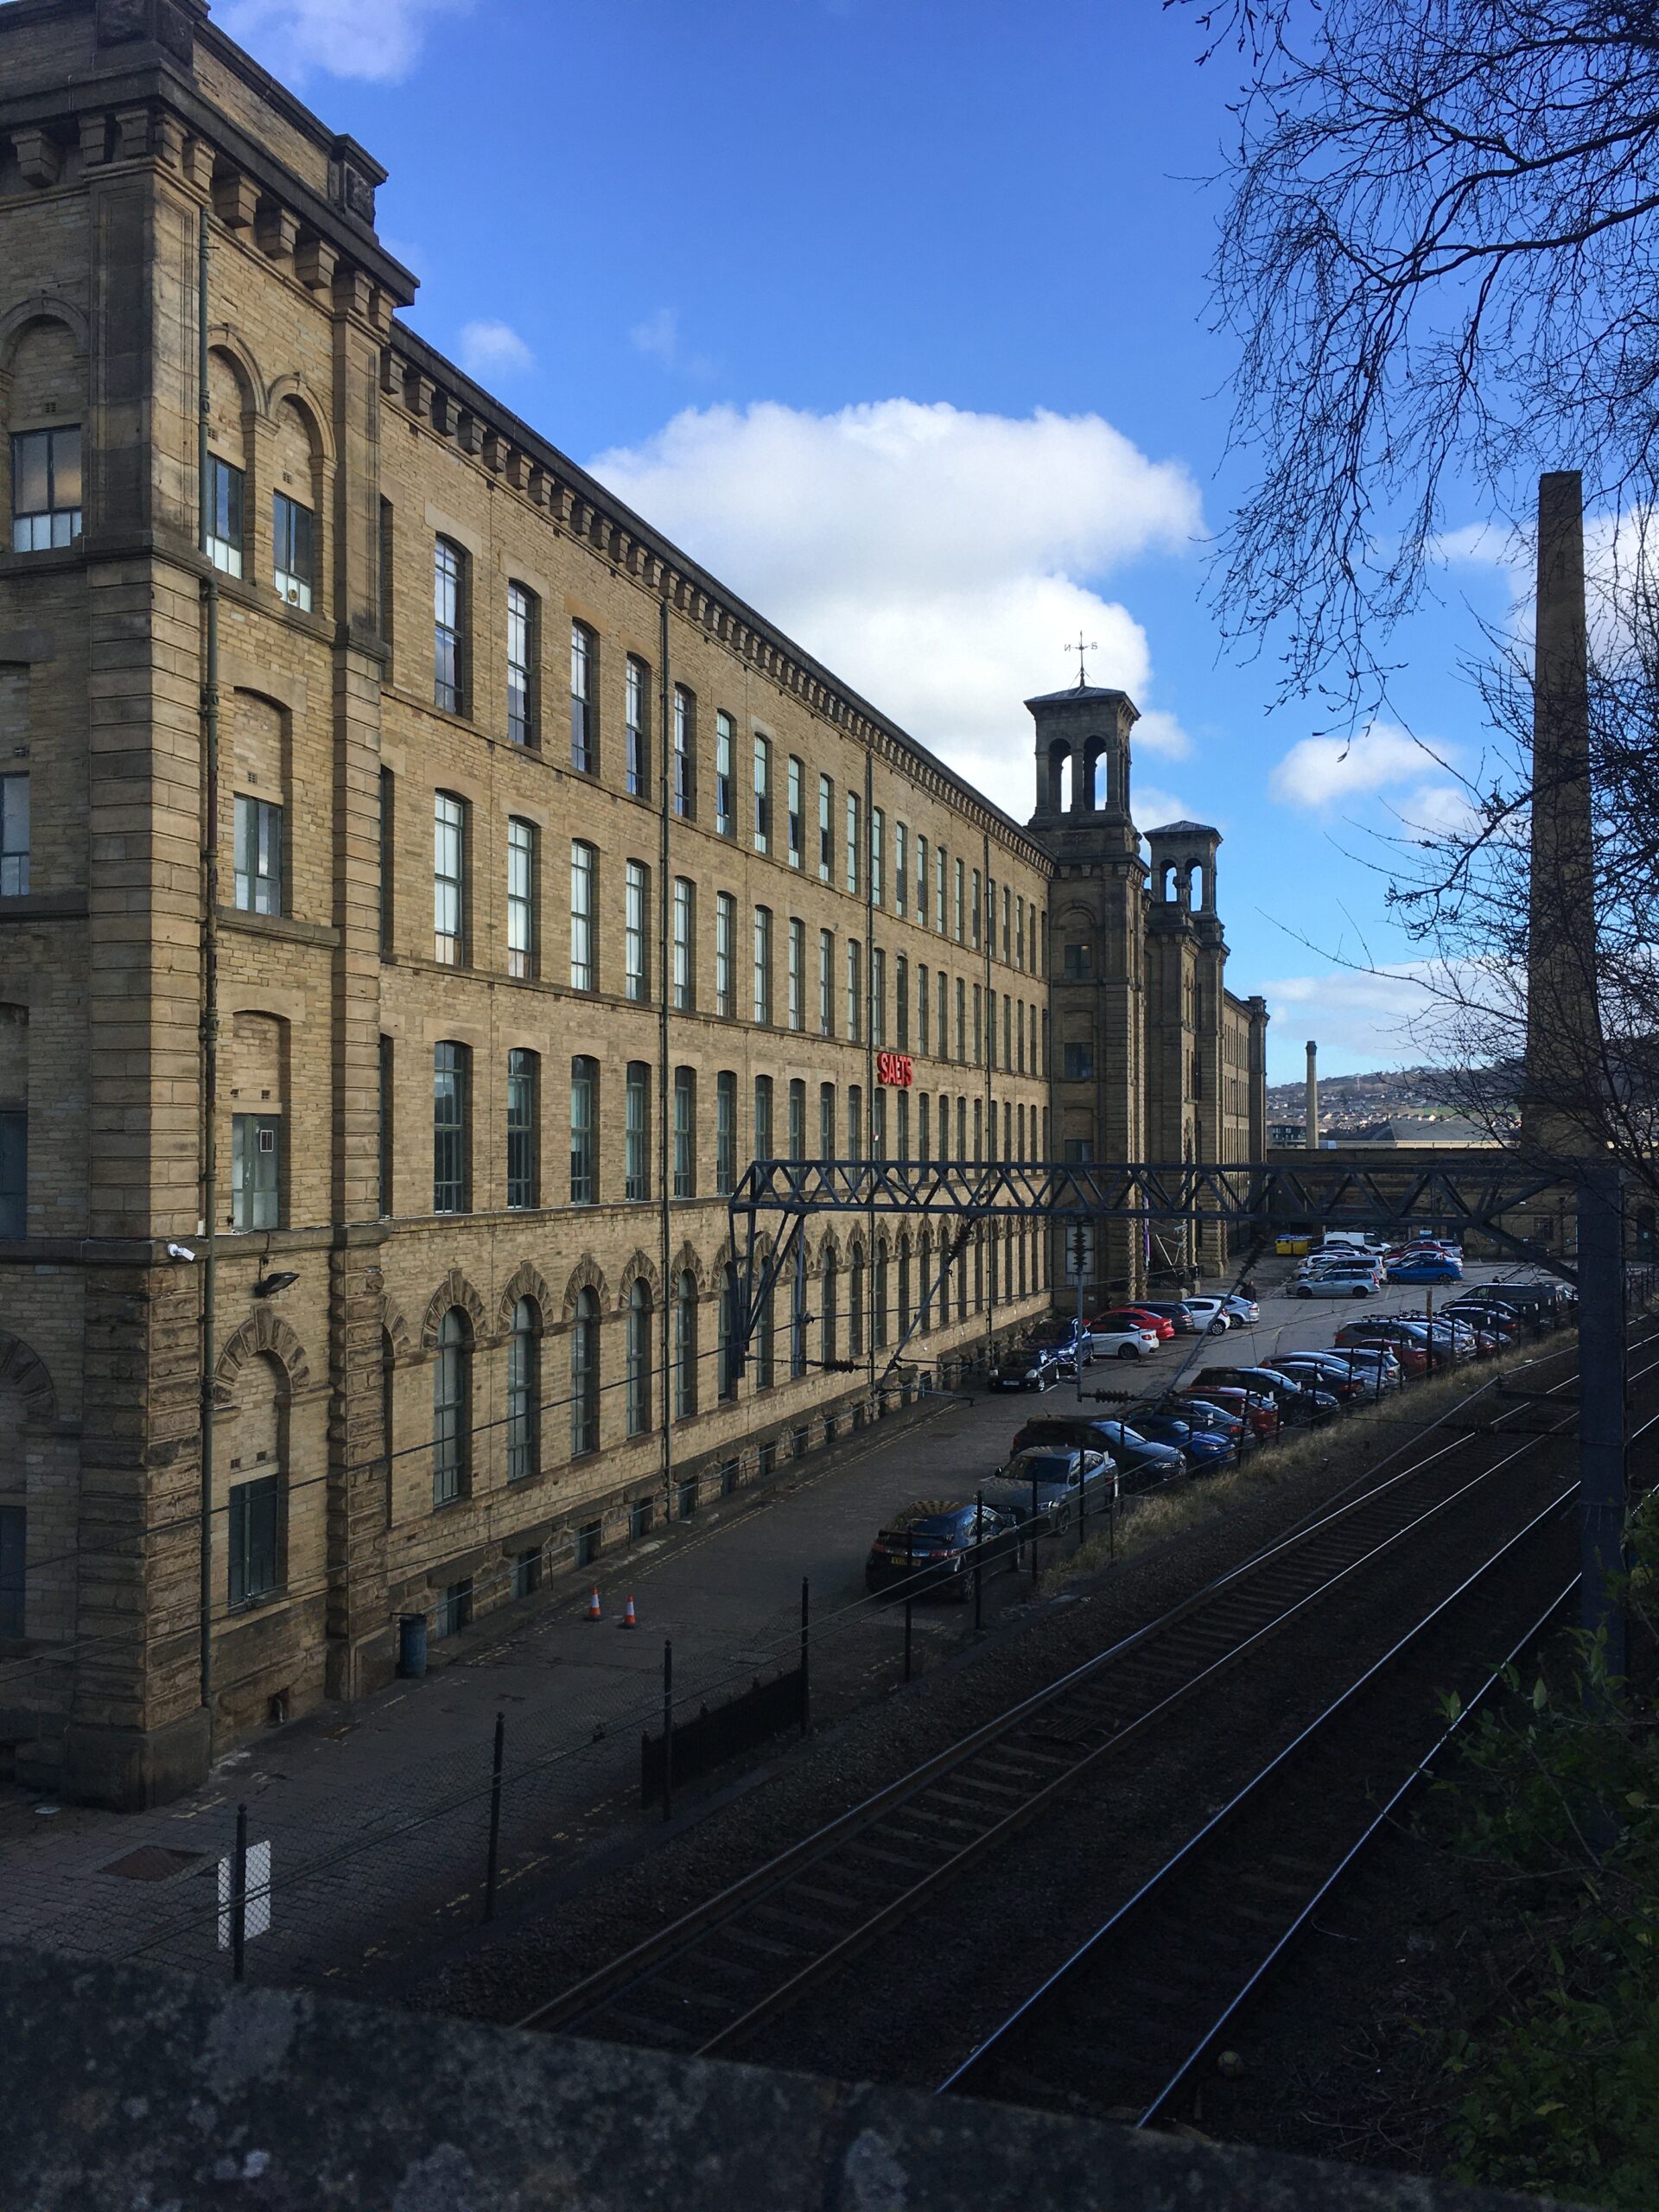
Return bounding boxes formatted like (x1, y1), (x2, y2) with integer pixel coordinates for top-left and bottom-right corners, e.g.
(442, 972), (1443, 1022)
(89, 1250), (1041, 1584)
(586, 1586), (601, 1622)
(621, 1594), (638, 1629)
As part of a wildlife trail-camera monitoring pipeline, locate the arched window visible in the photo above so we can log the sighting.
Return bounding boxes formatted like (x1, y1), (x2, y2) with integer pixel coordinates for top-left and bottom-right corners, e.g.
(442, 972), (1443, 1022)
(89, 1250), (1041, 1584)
(432, 1308), (471, 1505)
(506, 1298), (540, 1482)
(626, 1279), (652, 1436)
(570, 1287), (600, 1456)
(791, 1252), (808, 1378)
(898, 1239), (912, 1338)
(874, 1243), (890, 1350)
(225, 1351), (285, 1607)
(674, 1272), (698, 1421)
(717, 1263), (738, 1401)
(918, 1231), (933, 1329)
(380, 1327), (397, 1526)
(822, 1252), (838, 1363)
(849, 1243), (866, 1358)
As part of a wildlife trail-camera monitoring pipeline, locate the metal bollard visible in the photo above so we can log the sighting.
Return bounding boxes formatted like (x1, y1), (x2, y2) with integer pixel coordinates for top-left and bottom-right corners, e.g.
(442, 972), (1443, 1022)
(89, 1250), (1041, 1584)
(231, 1802), (249, 1983)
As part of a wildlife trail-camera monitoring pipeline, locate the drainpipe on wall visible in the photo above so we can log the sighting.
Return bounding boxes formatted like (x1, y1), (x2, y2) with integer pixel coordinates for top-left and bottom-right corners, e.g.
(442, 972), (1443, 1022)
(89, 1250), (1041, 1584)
(197, 206), (222, 1726)
(657, 596), (674, 1527)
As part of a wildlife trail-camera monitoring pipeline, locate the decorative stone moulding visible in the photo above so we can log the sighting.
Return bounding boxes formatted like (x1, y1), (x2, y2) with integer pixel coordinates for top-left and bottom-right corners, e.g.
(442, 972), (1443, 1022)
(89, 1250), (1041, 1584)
(255, 201), (299, 260)
(78, 114), (111, 167)
(212, 166), (257, 228)
(11, 129), (63, 187)
(299, 236), (340, 294)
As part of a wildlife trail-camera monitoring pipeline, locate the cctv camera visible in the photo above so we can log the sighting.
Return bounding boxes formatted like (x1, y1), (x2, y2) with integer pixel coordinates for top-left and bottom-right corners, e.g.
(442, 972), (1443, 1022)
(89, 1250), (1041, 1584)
(166, 1242), (198, 1262)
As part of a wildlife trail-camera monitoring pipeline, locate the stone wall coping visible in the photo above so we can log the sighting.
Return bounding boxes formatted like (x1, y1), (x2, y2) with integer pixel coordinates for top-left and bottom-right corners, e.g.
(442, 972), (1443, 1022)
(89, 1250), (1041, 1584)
(0, 1944), (1593, 2212)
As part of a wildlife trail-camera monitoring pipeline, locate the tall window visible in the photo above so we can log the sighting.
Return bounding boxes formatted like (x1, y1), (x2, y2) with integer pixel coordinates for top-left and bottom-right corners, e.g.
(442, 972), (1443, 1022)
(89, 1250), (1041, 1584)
(787, 917), (804, 1030)
(753, 1073), (774, 1161)
(753, 905), (772, 1024)
(715, 711), (734, 836)
(819, 928), (834, 1036)
(895, 823), (908, 916)
(872, 1088), (887, 1160)
(845, 792), (861, 894)
(673, 686), (696, 817)
(625, 654), (650, 797)
(433, 537), (464, 711)
(569, 1055), (598, 1204)
(973, 982), (983, 1065)
(753, 734), (772, 853)
(674, 1272), (698, 1421)
(378, 1034), (394, 1217)
(786, 757), (804, 867)
(849, 1247), (865, 1358)
(432, 1309), (470, 1504)
(954, 856), (965, 941)
(433, 791), (465, 965)
(956, 977), (967, 1061)
(817, 774), (833, 880)
(896, 956), (910, 1049)
(848, 1084), (863, 1160)
(570, 1289), (600, 1456)
(715, 892), (735, 1016)
(971, 868), (982, 948)
(673, 1066), (696, 1197)
(506, 582), (537, 745)
(818, 1082), (836, 1160)
(231, 1114), (280, 1230)
(846, 938), (862, 1042)
(10, 424), (81, 550)
(718, 1264), (739, 1401)
(1003, 884), (1012, 958)
(896, 1090), (910, 1160)
(507, 1299), (540, 1482)
(506, 1047), (537, 1208)
(625, 1061), (651, 1199)
(433, 1043), (469, 1213)
(871, 948), (887, 1047)
(871, 808), (885, 906)
(624, 860), (649, 1002)
(570, 621), (595, 772)
(506, 817), (536, 978)
(822, 1253), (838, 1365)
(626, 1281), (652, 1437)
(715, 1070), (737, 1195)
(228, 1475), (279, 1607)
(874, 1246), (890, 1349)
(272, 492), (315, 612)
(936, 847), (947, 931)
(916, 834), (929, 923)
(378, 767), (394, 953)
(207, 454), (245, 576)
(569, 841), (596, 989)
(918, 1091), (931, 1164)
(788, 1078), (806, 1160)
(233, 793), (281, 916)
(673, 878), (696, 1010)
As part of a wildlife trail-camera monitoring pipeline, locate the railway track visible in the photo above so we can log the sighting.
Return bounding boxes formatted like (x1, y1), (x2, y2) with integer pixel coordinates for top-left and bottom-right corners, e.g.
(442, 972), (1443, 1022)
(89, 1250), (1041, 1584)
(519, 1324), (1645, 2062)
(934, 1390), (1659, 2130)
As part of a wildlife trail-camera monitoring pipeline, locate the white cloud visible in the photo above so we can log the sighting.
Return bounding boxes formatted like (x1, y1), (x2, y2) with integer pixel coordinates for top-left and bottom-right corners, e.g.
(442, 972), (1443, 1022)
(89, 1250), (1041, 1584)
(630, 308), (714, 379)
(588, 399), (1201, 822)
(219, 0), (472, 80)
(1261, 963), (1439, 1071)
(1133, 709), (1191, 760)
(1133, 786), (1194, 835)
(458, 320), (534, 379)
(1269, 721), (1456, 812)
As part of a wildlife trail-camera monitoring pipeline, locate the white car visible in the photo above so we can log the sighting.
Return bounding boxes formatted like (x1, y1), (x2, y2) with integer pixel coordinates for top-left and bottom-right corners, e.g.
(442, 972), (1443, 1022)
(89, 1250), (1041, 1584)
(1084, 1320), (1161, 1361)
(1180, 1299), (1233, 1335)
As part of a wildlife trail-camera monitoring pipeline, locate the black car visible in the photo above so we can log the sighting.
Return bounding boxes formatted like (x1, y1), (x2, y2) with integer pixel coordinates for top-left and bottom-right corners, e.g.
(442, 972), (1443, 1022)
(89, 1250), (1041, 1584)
(1134, 1300), (1201, 1335)
(1024, 1316), (1091, 1364)
(988, 1343), (1060, 1392)
(1009, 1414), (1185, 1486)
(864, 1498), (1017, 1599)
(1195, 1363), (1333, 1423)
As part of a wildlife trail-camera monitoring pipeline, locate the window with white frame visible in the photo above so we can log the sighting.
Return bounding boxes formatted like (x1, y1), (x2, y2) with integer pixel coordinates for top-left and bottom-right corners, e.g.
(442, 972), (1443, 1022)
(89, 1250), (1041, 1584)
(673, 1066), (696, 1197)
(506, 817), (536, 979)
(433, 538), (464, 711)
(817, 773), (833, 880)
(272, 491), (315, 612)
(870, 807), (884, 906)
(753, 734), (772, 853)
(844, 791), (860, 895)
(207, 454), (245, 577)
(231, 1113), (281, 1230)
(569, 841), (596, 989)
(570, 1054), (598, 1203)
(787, 917), (804, 1031)
(715, 891), (735, 1017)
(715, 710), (734, 836)
(786, 757), (803, 867)
(625, 1061), (650, 1199)
(506, 582), (537, 745)
(570, 621), (595, 772)
(916, 833), (929, 922)
(753, 905), (772, 1024)
(846, 938), (861, 1042)
(233, 793), (281, 916)
(624, 859), (649, 1002)
(506, 1047), (537, 1208)
(625, 654), (650, 797)
(871, 946), (887, 1047)
(10, 425), (81, 551)
(715, 1069), (737, 1195)
(894, 822), (907, 916)
(673, 876), (696, 1010)
(818, 926), (834, 1036)
(673, 685), (696, 817)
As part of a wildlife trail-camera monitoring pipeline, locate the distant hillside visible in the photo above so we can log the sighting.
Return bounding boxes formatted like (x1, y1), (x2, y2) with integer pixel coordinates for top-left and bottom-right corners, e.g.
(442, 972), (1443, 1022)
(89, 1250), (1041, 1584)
(1265, 1063), (1519, 1135)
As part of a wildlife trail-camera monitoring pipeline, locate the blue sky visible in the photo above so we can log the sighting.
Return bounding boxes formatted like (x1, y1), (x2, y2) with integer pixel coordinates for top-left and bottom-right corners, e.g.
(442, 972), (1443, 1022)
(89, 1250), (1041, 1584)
(220, 0), (1524, 1081)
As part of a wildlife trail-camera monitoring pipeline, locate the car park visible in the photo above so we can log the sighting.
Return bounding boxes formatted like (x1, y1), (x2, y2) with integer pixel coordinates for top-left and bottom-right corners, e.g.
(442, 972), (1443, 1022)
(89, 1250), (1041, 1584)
(865, 1499), (1017, 1599)
(982, 1447), (1116, 1530)
(1081, 1318), (1161, 1361)
(988, 1343), (1060, 1392)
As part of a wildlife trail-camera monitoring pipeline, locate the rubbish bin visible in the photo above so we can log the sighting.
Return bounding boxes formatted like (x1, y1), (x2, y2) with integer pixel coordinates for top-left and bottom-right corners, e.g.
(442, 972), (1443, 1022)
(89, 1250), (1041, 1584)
(397, 1611), (428, 1679)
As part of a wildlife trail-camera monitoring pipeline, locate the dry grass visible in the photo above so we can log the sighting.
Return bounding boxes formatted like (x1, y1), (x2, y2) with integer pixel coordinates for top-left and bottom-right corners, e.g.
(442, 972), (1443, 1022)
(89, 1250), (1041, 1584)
(1044, 1327), (1573, 1592)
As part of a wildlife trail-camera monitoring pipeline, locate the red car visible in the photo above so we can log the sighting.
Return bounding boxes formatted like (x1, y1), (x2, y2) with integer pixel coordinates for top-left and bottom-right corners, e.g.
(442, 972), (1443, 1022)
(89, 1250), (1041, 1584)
(1179, 1381), (1280, 1438)
(1091, 1306), (1176, 1342)
(1334, 1323), (1431, 1376)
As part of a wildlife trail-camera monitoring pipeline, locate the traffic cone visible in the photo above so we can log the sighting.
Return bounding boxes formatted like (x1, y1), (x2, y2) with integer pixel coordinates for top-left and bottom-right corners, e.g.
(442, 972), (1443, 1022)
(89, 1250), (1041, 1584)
(621, 1595), (638, 1630)
(586, 1586), (601, 1622)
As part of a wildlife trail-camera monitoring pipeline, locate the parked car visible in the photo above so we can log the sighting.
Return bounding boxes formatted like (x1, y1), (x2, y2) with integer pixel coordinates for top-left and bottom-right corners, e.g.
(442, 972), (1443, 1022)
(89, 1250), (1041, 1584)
(1333, 1321), (1431, 1376)
(1082, 1319), (1162, 1362)
(982, 1447), (1116, 1529)
(1179, 1381), (1281, 1439)
(1133, 1300), (1202, 1335)
(1091, 1305), (1177, 1342)
(1270, 1352), (1373, 1402)
(988, 1343), (1060, 1392)
(1181, 1298), (1234, 1335)
(1292, 1271), (1380, 1299)
(1166, 1395), (1248, 1442)
(1442, 1300), (1522, 1341)
(1195, 1363), (1334, 1422)
(865, 1498), (1017, 1599)
(1388, 1256), (1464, 1285)
(1127, 1407), (1236, 1467)
(1012, 1414), (1185, 1486)
(1312, 1344), (1403, 1393)
(1221, 1294), (1261, 1324)
(1025, 1316), (1092, 1365)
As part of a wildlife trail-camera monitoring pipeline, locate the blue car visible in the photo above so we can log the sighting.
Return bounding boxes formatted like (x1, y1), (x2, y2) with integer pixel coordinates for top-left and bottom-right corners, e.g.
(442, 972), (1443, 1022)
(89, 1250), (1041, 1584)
(1387, 1257), (1463, 1285)
(1128, 1411), (1234, 1468)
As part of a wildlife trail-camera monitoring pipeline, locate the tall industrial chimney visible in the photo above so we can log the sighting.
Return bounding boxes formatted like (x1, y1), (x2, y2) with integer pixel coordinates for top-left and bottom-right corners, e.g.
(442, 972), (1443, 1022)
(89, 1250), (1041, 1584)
(1523, 470), (1600, 1152)
(1304, 1039), (1319, 1150)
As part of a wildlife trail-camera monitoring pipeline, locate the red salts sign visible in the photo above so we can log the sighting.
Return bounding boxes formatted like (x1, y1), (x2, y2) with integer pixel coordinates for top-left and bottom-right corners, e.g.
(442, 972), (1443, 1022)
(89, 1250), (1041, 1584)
(876, 1052), (913, 1089)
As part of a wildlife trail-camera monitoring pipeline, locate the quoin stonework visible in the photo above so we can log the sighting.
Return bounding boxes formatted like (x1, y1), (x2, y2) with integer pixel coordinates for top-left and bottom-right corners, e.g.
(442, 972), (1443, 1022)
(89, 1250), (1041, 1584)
(0, 0), (1268, 1808)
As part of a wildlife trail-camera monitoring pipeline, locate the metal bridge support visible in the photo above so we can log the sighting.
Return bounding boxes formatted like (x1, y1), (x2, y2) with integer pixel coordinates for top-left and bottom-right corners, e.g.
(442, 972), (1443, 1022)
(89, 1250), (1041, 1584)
(1577, 1162), (1627, 1679)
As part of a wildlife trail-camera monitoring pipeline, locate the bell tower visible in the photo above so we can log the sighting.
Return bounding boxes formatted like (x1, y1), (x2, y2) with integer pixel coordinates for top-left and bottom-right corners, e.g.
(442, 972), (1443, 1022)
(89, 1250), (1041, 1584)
(1027, 677), (1147, 1300)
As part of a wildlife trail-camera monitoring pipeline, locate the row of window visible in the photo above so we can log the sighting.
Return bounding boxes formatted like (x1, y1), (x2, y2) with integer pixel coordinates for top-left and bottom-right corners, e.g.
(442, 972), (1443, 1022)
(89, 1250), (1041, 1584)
(423, 537), (1045, 969)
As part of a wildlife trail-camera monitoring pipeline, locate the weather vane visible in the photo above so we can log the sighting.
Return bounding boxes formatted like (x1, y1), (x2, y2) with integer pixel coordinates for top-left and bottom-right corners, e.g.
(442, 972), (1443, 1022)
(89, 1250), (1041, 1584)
(1065, 632), (1098, 689)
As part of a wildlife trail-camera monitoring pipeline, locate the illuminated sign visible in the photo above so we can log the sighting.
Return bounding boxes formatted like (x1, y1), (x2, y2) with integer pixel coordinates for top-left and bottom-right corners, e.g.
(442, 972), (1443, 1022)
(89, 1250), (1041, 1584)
(876, 1052), (913, 1089)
